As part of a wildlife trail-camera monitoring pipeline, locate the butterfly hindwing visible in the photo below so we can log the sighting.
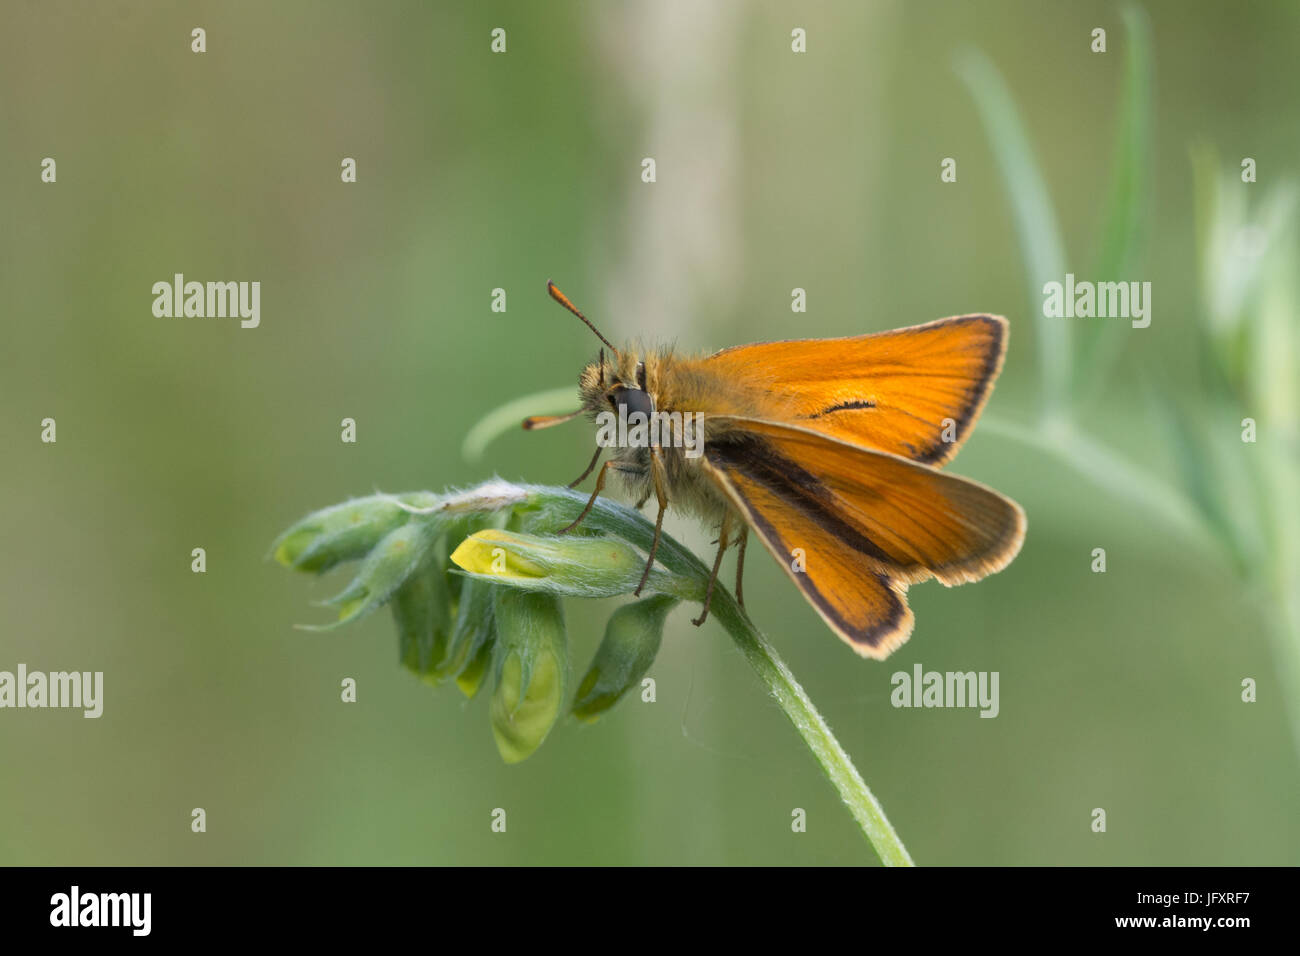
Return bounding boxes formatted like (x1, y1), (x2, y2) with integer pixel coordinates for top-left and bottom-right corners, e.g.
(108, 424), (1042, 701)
(707, 417), (1025, 585)
(701, 417), (1025, 655)
(702, 451), (916, 658)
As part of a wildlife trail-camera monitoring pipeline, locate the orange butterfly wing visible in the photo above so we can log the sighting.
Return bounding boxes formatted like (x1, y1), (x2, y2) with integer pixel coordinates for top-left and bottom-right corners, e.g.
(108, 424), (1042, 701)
(702, 418), (1025, 658)
(700, 315), (1007, 465)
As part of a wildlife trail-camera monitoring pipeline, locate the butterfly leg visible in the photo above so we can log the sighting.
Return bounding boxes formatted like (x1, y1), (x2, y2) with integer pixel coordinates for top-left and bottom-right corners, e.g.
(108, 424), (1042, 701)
(567, 445), (603, 488)
(692, 512), (733, 627)
(633, 449), (669, 597)
(558, 459), (621, 534)
(734, 525), (748, 611)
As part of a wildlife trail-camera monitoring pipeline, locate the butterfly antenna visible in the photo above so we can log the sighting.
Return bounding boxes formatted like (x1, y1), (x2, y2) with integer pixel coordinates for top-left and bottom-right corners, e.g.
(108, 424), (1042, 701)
(522, 409), (583, 430)
(547, 280), (619, 356)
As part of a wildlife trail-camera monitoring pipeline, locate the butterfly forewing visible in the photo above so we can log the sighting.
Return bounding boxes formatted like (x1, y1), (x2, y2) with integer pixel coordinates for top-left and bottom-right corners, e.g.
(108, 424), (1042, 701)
(700, 315), (1007, 465)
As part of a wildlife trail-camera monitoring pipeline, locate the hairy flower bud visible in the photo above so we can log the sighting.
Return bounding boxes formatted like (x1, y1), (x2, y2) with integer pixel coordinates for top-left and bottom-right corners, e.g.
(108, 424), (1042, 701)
(315, 518), (442, 628)
(393, 553), (454, 687)
(436, 576), (498, 694)
(573, 595), (676, 723)
(489, 590), (567, 763)
(272, 492), (440, 573)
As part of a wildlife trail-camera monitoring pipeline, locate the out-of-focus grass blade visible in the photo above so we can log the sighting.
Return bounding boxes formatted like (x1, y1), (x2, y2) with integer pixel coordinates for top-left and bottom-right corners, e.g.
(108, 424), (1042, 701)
(1191, 143), (1225, 326)
(461, 387), (579, 463)
(1193, 150), (1300, 757)
(955, 49), (1069, 421)
(1147, 388), (1249, 572)
(1079, 3), (1153, 395)
(1193, 142), (1299, 395)
(1191, 142), (1252, 392)
(1252, 199), (1299, 586)
(1255, 216), (1300, 760)
(1250, 187), (1300, 431)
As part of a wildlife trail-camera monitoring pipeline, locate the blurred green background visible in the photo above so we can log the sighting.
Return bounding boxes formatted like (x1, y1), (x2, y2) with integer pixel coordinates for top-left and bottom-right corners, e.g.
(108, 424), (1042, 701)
(2, 0), (1297, 865)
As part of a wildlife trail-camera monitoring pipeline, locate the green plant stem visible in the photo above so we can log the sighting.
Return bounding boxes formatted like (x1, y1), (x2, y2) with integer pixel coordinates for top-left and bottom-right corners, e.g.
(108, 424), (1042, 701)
(527, 485), (915, 866)
(708, 594), (915, 866)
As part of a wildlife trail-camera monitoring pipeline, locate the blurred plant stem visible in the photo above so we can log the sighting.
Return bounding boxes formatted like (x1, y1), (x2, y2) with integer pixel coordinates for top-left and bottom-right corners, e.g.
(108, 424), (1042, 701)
(963, 8), (1300, 756)
(1264, 446), (1300, 748)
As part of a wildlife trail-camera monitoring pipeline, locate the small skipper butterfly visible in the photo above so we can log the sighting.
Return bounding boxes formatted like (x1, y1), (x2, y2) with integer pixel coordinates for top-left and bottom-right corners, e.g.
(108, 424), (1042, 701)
(524, 282), (1026, 659)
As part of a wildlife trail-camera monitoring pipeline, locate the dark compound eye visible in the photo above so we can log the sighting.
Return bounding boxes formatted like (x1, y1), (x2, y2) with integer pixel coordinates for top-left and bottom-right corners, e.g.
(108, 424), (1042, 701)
(609, 385), (655, 419)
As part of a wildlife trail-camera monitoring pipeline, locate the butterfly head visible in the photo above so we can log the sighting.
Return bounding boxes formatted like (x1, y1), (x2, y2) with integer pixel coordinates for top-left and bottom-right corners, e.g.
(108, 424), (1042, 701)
(578, 350), (654, 420)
